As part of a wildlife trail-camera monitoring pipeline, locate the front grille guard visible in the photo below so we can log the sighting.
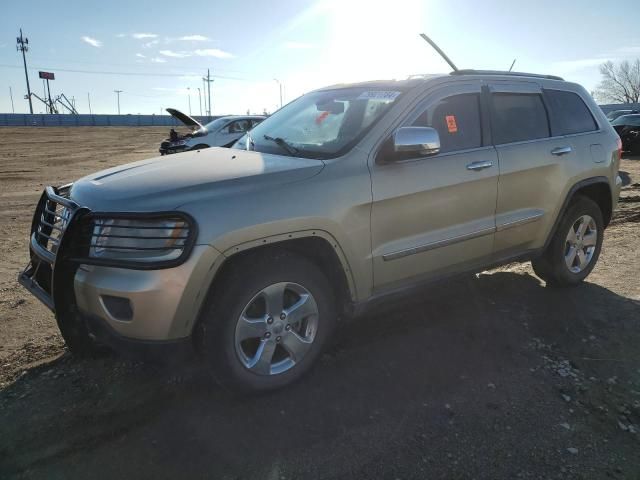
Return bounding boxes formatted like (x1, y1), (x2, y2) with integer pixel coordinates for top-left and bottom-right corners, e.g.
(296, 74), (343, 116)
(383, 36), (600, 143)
(19, 185), (86, 312)
(19, 186), (198, 311)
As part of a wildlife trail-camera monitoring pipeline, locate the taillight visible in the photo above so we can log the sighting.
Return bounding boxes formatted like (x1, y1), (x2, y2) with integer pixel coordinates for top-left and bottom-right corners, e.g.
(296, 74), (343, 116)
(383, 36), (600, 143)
(616, 136), (622, 159)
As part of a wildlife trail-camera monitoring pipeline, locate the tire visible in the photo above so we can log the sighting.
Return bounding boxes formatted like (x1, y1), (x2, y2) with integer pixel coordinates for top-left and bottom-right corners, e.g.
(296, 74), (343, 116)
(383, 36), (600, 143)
(57, 309), (106, 357)
(196, 251), (337, 393)
(531, 195), (604, 286)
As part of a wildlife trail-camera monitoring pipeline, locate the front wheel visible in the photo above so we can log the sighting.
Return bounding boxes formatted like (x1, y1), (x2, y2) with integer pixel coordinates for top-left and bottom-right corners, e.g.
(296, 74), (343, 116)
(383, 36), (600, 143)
(196, 252), (336, 393)
(531, 195), (604, 286)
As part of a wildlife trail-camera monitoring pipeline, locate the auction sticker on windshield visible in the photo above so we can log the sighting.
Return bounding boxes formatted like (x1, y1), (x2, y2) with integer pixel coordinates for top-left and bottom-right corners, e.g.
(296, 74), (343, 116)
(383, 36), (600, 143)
(357, 91), (401, 101)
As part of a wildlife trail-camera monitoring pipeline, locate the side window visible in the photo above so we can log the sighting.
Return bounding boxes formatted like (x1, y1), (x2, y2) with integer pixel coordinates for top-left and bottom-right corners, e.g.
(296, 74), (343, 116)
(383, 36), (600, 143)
(491, 93), (550, 144)
(545, 89), (597, 135)
(228, 120), (250, 133)
(412, 93), (482, 153)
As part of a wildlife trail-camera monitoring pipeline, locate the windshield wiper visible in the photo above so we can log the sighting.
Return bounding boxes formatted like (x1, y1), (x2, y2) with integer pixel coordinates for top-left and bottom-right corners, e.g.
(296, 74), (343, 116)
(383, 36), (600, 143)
(263, 135), (298, 155)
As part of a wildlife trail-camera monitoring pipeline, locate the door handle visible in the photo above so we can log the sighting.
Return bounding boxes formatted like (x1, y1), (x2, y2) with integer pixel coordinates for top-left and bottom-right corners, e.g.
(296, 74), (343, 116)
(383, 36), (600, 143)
(466, 160), (493, 171)
(551, 146), (572, 156)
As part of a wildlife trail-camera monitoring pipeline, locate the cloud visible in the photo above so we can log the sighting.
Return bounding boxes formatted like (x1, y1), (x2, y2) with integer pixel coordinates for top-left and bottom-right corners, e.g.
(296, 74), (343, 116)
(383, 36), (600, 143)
(81, 36), (102, 48)
(194, 48), (233, 58)
(132, 33), (158, 39)
(284, 41), (314, 49)
(151, 57), (167, 63)
(159, 49), (190, 58)
(116, 33), (126, 38)
(158, 48), (234, 59)
(551, 58), (605, 72)
(551, 45), (640, 74)
(135, 53), (146, 58)
(143, 39), (160, 48)
(179, 35), (210, 42)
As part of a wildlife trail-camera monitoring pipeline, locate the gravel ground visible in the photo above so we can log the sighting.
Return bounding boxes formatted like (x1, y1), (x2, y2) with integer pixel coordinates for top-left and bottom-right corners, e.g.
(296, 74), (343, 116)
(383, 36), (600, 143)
(0, 127), (638, 479)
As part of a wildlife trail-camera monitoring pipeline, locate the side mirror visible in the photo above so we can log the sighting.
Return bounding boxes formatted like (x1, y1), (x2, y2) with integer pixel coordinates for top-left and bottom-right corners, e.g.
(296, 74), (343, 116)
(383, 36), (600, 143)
(393, 126), (440, 158)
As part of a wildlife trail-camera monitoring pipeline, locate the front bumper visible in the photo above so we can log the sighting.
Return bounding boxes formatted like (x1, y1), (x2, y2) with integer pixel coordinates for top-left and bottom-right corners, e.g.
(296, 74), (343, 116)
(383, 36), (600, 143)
(19, 186), (221, 353)
(159, 141), (189, 155)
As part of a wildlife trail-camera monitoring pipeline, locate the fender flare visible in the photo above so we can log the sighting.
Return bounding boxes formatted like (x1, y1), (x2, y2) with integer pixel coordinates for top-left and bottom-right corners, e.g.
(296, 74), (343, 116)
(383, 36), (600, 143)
(543, 176), (611, 250)
(220, 229), (358, 303)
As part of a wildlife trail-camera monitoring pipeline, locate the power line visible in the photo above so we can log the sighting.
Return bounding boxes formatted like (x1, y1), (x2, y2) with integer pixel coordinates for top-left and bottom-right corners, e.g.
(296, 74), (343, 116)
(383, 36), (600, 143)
(0, 63), (249, 81)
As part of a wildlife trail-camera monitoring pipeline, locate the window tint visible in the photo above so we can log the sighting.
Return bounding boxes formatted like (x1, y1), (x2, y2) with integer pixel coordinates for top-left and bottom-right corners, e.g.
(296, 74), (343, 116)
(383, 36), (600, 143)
(491, 93), (549, 144)
(412, 93), (482, 153)
(545, 90), (597, 135)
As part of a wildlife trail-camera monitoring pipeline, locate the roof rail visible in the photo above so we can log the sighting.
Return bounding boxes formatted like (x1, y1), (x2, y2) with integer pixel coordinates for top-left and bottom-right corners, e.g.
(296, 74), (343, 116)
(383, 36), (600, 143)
(451, 69), (564, 81)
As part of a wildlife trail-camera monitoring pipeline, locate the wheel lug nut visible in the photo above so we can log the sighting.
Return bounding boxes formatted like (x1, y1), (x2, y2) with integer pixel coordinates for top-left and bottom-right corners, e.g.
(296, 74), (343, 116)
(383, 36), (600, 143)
(265, 332), (271, 339)
(280, 313), (286, 320)
(276, 336), (281, 343)
(267, 317), (273, 324)
(285, 325), (291, 331)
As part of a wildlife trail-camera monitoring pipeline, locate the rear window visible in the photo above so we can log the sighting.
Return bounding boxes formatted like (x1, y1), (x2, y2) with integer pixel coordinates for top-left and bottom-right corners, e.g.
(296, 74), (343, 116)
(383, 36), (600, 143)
(545, 90), (597, 135)
(491, 93), (550, 145)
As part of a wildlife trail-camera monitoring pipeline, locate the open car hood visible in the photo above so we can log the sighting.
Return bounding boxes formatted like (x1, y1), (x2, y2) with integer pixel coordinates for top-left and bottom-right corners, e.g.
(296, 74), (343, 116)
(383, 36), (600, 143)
(166, 108), (204, 129)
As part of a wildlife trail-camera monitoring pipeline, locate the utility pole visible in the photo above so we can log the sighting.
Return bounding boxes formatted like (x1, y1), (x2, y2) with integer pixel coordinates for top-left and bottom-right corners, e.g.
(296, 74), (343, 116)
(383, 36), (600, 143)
(197, 87), (202, 116)
(87, 92), (92, 114)
(203, 69), (214, 117)
(187, 87), (191, 115)
(274, 78), (283, 108)
(9, 87), (15, 113)
(114, 90), (123, 114)
(16, 29), (33, 114)
(46, 78), (53, 114)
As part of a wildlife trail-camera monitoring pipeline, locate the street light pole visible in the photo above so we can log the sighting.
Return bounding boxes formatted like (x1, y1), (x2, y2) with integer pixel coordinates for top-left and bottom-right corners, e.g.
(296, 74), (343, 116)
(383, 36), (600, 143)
(9, 87), (15, 113)
(197, 87), (202, 116)
(16, 28), (33, 114)
(274, 78), (283, 109)
(114, 90), (123, 114)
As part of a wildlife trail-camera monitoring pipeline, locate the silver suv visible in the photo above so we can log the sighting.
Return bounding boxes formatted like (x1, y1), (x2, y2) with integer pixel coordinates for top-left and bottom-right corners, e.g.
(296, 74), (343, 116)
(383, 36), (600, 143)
(20, 70), (622, 392)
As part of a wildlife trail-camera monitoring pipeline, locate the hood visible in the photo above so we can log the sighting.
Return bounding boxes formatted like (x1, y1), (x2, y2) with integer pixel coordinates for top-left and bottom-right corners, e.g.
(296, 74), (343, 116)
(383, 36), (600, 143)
(70, 148), (325, 212)
(166, 108), (204, 129)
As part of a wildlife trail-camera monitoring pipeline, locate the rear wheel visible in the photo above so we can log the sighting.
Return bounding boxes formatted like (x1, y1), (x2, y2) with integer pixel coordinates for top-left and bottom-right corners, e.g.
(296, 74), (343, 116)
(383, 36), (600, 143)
(532, 195), (604, 286)
(197, 251), (336, 393)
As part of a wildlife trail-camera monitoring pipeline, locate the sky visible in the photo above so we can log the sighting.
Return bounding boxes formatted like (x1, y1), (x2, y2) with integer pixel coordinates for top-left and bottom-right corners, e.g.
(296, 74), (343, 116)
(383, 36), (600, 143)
(1, 0), (639, 116)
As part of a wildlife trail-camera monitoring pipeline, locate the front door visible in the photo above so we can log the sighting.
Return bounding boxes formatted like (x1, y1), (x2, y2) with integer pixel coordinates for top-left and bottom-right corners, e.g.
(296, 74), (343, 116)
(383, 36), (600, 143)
(369, 82), (499, 292)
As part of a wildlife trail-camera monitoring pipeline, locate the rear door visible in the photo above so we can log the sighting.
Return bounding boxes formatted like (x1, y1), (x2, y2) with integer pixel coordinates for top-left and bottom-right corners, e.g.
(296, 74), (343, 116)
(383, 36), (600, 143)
(488, 82), (574, 257)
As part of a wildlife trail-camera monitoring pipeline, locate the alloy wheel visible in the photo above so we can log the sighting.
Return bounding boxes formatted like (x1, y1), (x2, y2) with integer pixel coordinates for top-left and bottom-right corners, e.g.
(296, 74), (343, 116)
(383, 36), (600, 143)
(564, 214), (598, 273)
(234, 282), (319, 375)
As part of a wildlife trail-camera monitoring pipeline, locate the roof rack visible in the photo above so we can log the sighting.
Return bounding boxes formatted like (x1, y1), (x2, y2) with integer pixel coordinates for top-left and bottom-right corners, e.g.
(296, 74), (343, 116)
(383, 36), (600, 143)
(450, 69), (564, 81)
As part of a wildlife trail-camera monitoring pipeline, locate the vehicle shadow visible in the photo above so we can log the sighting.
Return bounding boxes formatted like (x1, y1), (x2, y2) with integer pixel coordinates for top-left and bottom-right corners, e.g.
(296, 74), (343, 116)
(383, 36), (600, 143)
(1, 271), (639, 479)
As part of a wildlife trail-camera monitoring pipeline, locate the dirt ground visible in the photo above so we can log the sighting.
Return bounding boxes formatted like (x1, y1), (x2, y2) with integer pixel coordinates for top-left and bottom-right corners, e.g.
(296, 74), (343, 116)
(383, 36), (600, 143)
(0, 127), (639, 479)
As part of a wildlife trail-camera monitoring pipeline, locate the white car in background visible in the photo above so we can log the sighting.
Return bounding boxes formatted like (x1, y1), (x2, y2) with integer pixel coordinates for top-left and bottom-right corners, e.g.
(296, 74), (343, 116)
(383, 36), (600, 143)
(160, 109), (265, 155)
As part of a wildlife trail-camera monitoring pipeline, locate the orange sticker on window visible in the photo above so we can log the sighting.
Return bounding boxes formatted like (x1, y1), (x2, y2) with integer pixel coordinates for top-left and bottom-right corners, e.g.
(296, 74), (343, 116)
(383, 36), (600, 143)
(446, 115), (458, 133)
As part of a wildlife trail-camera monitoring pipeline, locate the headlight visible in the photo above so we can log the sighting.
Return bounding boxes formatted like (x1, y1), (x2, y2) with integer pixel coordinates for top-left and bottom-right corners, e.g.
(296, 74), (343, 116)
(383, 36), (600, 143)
(82, 214), (196, 268)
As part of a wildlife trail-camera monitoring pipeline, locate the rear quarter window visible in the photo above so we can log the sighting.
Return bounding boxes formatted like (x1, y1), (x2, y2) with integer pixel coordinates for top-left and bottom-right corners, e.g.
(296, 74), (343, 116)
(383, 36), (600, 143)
(545, 89), (598, 135)
(491, 93), (550, 145)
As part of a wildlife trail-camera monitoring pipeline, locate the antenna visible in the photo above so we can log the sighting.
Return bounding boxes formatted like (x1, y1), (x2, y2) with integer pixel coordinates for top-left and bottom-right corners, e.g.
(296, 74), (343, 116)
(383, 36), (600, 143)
(419, 33), (458, 72)
(508, 59), (516, 72)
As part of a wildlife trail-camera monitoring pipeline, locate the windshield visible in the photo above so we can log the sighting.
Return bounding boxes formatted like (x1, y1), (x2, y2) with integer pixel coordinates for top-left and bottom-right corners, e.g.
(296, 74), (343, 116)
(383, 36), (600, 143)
(232, 87), (405, 159)
(612, 115), (640, 126)
(200, 117), (230, 133)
